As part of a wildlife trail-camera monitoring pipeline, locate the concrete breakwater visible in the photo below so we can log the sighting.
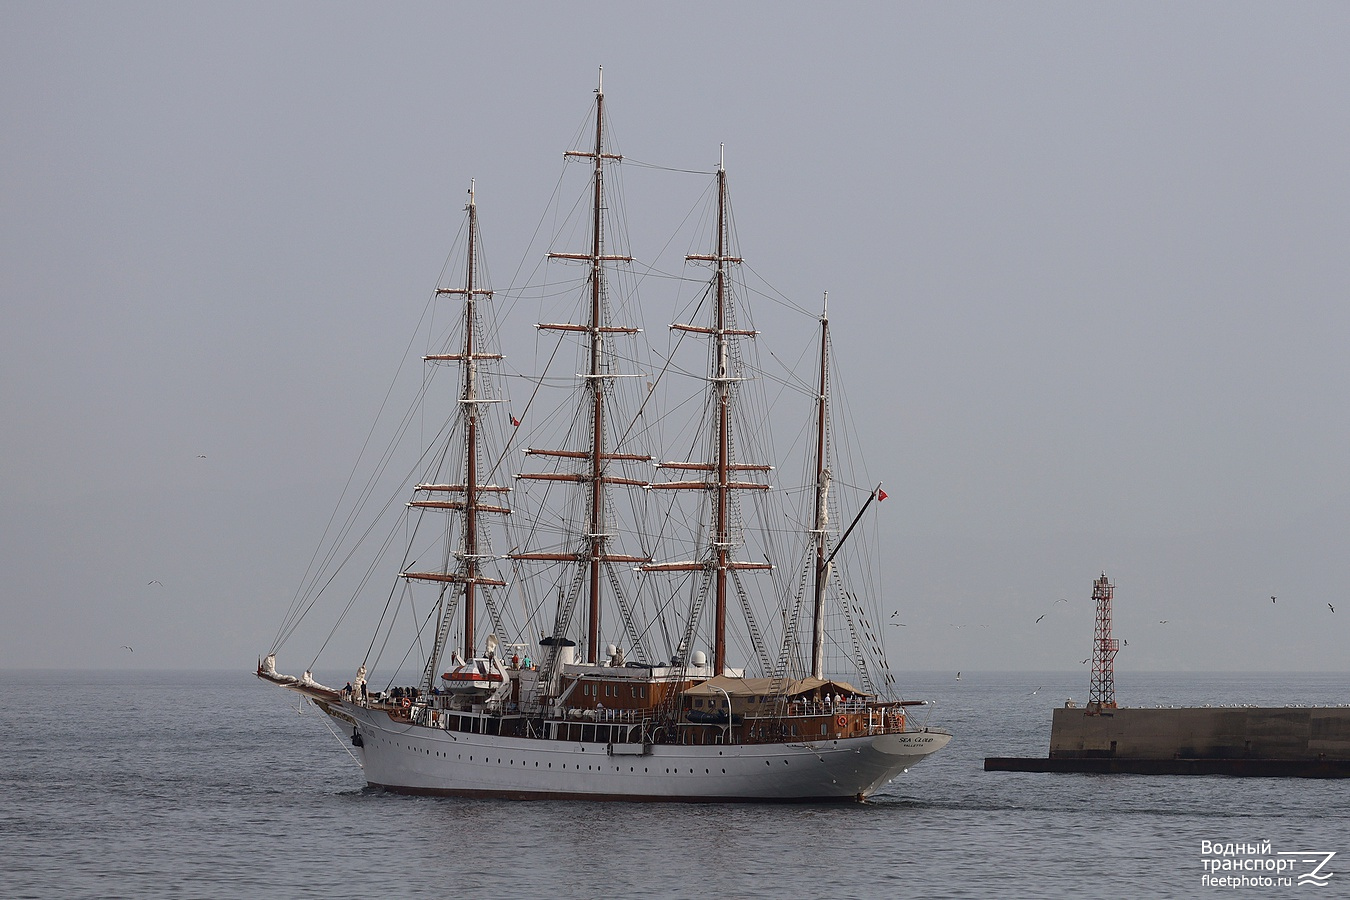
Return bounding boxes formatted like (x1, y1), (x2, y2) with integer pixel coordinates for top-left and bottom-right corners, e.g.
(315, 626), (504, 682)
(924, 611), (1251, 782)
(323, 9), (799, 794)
(986, 706), (1350, 777)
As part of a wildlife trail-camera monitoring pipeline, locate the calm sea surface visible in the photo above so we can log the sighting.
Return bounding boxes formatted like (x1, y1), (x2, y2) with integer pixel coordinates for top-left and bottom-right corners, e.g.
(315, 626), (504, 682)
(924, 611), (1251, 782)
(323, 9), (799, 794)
(2, 669), (1346, 898)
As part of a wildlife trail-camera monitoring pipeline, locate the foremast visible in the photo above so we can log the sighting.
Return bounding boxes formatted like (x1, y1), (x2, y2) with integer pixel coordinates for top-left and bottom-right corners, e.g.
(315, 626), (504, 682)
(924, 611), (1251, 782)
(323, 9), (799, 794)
(403, 182), (510, 692)
(512, 70), (652, 669)
(645, 155), (771, 676)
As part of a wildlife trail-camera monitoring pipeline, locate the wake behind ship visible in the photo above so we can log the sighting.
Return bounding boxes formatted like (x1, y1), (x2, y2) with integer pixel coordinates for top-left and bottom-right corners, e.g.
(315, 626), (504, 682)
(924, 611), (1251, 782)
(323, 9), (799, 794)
(259, 73), (951, 801)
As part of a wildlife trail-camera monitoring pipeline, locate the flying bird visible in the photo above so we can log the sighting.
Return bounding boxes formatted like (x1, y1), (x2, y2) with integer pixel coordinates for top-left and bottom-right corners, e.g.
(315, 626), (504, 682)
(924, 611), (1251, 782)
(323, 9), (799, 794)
(196, 454), (206, 459)
(956, 672), (961, 680)
(1033, 599), (1067, 624)
(1271, 596), (1277, 603)
(121, 645), (134, 653)
(1035, 614), (1046, 623)
(1080, 658), (1090, 664)
(1330, 604), (1336, 613)
(888, 622), (907, 627)
(147, 580), (163, 587)
(1159, 620), (1169, 624)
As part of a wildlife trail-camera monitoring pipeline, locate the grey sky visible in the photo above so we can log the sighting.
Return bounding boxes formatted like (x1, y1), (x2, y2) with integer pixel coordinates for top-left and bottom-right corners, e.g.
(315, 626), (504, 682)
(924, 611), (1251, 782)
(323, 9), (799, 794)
(3, 2), (1348, 675)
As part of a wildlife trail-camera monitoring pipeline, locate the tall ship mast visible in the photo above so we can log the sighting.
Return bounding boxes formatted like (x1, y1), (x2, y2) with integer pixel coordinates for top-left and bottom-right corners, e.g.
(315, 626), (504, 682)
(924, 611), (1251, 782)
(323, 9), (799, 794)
(402, 180), (511, 693)
(645, 154), (771, 680)
(258, 78), (950, 801)
(511, 68), (652, 681)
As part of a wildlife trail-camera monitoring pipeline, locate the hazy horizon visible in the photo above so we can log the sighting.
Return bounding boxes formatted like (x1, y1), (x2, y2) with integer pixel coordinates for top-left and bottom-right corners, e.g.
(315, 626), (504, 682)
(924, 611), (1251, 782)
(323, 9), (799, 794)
(4, 3), (1349, 675)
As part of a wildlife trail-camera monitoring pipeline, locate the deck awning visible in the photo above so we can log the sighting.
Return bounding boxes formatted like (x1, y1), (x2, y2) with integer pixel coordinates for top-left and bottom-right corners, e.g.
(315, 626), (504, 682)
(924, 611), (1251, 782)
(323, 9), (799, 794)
(681, 675), (868, 700)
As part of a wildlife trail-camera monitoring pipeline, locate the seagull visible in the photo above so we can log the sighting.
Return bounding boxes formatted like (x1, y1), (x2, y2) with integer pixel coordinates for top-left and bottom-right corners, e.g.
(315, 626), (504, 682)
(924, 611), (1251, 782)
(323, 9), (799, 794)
(956, 672), (961, 680)
(1035, 614), (1046, 623)
(1123, 639), (1129, 647)
(1080, 658), (1090, 664)
(1330, 604), (1336, 613)
(1271, 595), (1277, 603)
(888, 622), (907, 627)
(121, 645), (134, 653)
(1030, 686), (1042, 696)
(196, 454), (207, 459)
(147, 580), (163, 587)
(1159, 620), (1169, 624)
(1055, 598), (1067, 604)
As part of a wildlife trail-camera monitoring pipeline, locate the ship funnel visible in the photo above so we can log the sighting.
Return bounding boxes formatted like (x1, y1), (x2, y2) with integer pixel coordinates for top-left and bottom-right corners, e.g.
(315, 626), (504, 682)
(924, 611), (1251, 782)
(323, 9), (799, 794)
(540, 635), (577, 668)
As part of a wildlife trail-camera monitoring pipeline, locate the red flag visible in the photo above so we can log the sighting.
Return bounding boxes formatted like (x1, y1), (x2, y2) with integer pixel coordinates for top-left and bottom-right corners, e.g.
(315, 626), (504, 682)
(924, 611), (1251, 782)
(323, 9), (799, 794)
(877, 489), (888, 502)
(511, 415), (520, 427)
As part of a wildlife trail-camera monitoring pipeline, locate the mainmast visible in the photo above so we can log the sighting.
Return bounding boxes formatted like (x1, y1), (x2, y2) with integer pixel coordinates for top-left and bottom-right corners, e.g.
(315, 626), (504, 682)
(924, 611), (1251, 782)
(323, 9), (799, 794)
(404, 181), (509, 689)
(647, 154), (771, 675)
(514, 70), (651, 664)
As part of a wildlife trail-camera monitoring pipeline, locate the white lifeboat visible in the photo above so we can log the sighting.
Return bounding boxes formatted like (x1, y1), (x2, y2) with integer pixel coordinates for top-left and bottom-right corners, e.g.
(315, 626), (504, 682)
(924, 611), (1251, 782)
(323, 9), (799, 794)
(441, 657), (506, 693)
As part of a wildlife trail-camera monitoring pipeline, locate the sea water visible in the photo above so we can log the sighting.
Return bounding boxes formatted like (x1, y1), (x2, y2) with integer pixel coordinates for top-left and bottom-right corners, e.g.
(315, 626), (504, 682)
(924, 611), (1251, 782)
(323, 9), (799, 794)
(1, 669), (1345, 899)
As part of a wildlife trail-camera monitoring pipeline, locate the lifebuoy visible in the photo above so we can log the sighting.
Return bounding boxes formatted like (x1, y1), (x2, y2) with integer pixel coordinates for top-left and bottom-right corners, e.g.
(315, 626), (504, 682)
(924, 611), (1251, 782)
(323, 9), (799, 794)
(401, 697), (411, 709)
(836, 714), (847, 728)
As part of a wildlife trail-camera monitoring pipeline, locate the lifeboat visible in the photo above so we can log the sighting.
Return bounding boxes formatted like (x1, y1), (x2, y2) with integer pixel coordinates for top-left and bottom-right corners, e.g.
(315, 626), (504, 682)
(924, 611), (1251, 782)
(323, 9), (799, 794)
(440, 657), (506, 693)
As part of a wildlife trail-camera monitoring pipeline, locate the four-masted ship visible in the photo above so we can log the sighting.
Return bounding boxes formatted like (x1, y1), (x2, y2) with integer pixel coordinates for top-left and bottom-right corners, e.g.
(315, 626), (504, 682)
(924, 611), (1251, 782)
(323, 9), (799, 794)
(259, 76), (951, 801)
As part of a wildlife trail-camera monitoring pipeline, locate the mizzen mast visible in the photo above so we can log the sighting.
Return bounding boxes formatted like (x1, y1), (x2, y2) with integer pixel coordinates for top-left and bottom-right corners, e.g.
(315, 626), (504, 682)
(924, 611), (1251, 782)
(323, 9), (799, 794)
(646, 154), (771, 675)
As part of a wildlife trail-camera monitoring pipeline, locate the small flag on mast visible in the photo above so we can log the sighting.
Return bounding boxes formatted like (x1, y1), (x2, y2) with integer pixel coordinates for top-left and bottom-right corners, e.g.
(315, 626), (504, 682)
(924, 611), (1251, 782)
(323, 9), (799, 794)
(877, 488), (888, 502)
(511, 415), (520, 427)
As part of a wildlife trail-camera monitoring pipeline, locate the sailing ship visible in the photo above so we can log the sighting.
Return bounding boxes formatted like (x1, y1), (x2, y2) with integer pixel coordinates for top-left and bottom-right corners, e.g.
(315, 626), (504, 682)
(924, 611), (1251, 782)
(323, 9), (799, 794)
(259, 74), (951, 801)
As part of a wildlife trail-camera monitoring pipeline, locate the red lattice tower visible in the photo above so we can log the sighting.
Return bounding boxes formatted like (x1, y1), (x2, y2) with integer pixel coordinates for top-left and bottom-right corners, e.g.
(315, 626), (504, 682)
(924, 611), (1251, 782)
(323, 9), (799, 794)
(1087, 573), (1118, 712)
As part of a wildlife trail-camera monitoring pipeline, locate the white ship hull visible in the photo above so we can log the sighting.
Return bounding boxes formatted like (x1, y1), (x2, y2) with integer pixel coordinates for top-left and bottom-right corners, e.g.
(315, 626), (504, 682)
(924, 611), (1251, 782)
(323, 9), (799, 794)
(336, 704), (951, 801)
